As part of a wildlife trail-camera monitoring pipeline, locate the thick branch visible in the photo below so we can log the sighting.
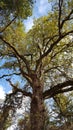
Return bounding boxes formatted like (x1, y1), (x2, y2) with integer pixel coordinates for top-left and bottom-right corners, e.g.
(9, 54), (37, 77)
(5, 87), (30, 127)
(53, 86), (73, 96)
(6, 79), (32, 98)
(43, 80), (73, 99)
(20, 68), (32, 85)
(17, 57), (32, 84)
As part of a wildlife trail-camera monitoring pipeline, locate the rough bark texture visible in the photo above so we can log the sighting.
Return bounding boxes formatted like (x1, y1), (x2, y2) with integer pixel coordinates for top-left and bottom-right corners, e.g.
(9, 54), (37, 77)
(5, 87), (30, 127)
(30, 74), (45, 130)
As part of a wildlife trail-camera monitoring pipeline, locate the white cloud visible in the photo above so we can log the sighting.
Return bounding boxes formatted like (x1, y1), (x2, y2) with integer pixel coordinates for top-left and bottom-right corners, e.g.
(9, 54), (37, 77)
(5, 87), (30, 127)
(0, 85), (6, 100)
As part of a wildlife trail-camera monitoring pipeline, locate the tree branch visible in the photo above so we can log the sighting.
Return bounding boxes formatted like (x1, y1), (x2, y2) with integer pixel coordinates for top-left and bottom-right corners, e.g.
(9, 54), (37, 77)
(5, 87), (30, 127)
(54, 86), (73, 96)
(44, 66), (60, 74)
(43, 80), (73, 99)
(43, 35), (58, 53)
(58, 0), (73, 34)
(36, 30), (73, 70)
(17, 57), (32, 85)
(0, 36), (31, 73)
(60, 9), (73, 29)
(0, 73), (21, 79)
(0, 16), (17, 33)
(58, 0), (63, 36)
(51, 41), (73, 60)
(6, 79), (32, 98)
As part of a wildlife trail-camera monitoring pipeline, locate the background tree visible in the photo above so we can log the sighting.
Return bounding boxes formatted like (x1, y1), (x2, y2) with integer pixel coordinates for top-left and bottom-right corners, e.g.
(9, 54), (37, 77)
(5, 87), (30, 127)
(52, 93), (73, 126)
(0, 0), (33, 33)
(0, 0), (73, 130)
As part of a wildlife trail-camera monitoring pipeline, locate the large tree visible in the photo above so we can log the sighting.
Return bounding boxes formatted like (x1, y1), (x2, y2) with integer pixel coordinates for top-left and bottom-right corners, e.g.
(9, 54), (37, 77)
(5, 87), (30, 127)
(0, 0), (73, 130)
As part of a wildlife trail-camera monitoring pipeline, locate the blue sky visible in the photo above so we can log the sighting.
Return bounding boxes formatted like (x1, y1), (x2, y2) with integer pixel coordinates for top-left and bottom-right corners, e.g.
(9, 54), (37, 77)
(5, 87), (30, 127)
(0, 0), (51, 99)
(24, 0), (51, 31)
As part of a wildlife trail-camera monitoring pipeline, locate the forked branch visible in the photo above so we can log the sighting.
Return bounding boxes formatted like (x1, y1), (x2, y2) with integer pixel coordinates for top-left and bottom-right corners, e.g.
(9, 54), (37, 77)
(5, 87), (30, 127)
(6, 79), (32, 98)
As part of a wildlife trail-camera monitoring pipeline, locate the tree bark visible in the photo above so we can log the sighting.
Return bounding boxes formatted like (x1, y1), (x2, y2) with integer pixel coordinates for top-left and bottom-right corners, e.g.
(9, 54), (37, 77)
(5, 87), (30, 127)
(30, 74), (45, 130)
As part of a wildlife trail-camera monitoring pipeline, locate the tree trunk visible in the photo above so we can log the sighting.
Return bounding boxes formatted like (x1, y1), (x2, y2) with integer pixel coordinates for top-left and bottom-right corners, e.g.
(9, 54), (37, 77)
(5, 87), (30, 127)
(30, 74), (45, 130)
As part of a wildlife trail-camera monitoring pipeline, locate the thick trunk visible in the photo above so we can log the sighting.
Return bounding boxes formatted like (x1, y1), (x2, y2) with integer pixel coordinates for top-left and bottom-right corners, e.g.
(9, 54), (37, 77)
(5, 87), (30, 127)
(30, 74), (45, 130)
(30, 95), (45, 130)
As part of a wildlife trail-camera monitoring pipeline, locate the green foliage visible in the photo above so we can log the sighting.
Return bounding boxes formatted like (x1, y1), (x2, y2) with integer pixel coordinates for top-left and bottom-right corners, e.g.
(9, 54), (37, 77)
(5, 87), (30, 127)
(0, 0), (33, 19)
(1, 9), (73, 82)
(53, 93), (73, 125)
(0, 0), (73, 130)
(3, 21), (26, 54)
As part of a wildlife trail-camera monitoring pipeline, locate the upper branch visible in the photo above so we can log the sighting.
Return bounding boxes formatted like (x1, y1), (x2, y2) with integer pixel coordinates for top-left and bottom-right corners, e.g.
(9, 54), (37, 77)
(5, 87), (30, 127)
(36, 30), (73, 70)
(0, 16), (17, 33)
(43, 80), (73, 99)
(58, 0), (73, 34)
(60, 9), (73, 29)
(0, 36), (31, 73)
(58, 0), (63, 36)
